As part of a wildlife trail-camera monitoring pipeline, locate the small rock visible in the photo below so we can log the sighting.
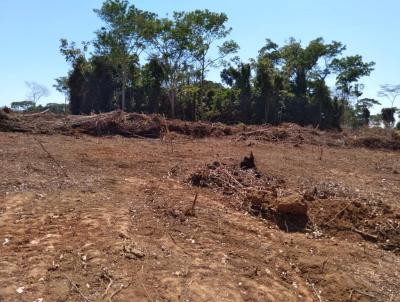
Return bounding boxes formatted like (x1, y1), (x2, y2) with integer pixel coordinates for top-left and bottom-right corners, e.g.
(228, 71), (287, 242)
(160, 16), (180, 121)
(123, 245), (145, 259)
(16, 287), (24, 294)
(118, 232), (130, 239)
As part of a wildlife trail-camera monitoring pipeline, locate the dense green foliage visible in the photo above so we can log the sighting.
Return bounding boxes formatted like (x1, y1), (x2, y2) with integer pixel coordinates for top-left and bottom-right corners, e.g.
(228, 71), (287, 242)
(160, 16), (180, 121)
(57, 0), (386, 129)
(10, 101), (67, 114)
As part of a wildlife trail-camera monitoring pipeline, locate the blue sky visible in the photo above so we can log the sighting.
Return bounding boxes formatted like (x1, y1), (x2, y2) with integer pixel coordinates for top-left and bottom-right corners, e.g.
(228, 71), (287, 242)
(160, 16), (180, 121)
(1, 0), (399, 112)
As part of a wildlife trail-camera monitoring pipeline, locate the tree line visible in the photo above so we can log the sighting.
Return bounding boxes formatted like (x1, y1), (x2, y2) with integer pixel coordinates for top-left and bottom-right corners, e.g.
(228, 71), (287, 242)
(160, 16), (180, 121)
(55, 0), (400, 129)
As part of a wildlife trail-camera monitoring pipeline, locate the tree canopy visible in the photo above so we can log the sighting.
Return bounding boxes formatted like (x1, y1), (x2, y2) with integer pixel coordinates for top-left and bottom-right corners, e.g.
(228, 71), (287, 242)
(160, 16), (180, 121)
(57, 0), (382, 130)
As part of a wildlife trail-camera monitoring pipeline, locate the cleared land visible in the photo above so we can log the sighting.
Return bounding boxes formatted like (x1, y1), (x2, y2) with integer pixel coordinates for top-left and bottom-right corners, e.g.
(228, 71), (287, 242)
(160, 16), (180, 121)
(0, 112), (399, 302)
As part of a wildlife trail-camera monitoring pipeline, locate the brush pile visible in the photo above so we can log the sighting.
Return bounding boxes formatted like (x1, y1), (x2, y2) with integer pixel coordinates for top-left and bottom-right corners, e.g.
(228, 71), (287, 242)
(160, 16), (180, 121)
(236, 123), (324, 145)
(2, 110), (400, 151)
(0, 109), (28, 132)
(345, 127), (400, 150)
(189, 155), (283, 197)
(0, 110), (234, 138)
(67, 111), (163, 138)
(189, 153), (310, 231)
(189, 153), (400, 252)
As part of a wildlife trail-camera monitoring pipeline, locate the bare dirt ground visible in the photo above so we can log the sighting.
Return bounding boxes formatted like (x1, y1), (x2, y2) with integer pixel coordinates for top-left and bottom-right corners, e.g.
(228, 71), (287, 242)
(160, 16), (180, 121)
(1, 116), (400, 301)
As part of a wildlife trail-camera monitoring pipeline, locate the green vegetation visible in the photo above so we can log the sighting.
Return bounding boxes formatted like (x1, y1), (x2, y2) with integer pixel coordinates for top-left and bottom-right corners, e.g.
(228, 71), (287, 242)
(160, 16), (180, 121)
(10, 101), (67, 114)
(54, 0), (397, 129)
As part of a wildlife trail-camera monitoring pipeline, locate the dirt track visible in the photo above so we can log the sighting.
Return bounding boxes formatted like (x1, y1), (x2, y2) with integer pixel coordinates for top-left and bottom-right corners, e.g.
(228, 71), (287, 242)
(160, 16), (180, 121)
(1, 131), (400, 302)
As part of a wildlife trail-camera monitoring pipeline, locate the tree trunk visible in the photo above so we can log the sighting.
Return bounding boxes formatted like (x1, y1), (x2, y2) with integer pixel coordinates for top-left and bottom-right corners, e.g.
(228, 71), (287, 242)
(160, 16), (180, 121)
(264, 94), (270, 124)
(196, 60), (206, 121)
(169, 90), (176, 118)
(121, 71), (126, 112)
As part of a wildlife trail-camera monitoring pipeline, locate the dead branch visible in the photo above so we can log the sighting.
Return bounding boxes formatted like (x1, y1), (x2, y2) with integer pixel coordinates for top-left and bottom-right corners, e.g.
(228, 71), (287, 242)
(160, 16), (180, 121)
(324, 203), (352, 226)
(25, 109), (50, 116)
(185, 192), (199, 217)
(352, 289), (377, 299)
(101, 271), (114, 300)
(162, 114), (174, 153)
(352, 228), (379, 242)
(307, 278), (323, 302)
(63, 273), (92, 302)
(109, 282), (132, 302)
(33, 136), (69, 178)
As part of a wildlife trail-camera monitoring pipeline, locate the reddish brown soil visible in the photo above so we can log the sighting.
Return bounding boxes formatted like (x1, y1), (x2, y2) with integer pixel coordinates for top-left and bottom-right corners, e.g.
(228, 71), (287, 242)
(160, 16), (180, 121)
(1, 121), (400, 301)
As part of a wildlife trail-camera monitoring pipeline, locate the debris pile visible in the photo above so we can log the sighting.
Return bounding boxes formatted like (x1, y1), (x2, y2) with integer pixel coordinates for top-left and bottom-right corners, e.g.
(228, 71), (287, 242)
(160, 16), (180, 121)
(0, 110), (234, 139)
(0, 109), (27, 132)
(189, 154), (283, 196)
(309, 198), (400, 252)
(346, 127), (400, 150)
(189, 154), (400, 251)
(350, 136), (400, 150)
(2, 111), (400, 151)
(189, 153), (310, 231)
(68, 112), (163, 138)
(303, 181), (354, 199)
(236, 123), (323, 145)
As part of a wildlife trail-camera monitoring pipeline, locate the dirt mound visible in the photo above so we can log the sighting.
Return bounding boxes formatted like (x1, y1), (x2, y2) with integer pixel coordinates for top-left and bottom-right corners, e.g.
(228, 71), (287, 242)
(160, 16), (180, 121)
(308, 198), (400, 252)
(275, 194), (308, 215)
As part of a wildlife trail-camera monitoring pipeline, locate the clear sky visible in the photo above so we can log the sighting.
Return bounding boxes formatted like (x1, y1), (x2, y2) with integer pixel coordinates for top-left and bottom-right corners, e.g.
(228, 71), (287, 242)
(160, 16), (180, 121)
(1, 0), (399, 111)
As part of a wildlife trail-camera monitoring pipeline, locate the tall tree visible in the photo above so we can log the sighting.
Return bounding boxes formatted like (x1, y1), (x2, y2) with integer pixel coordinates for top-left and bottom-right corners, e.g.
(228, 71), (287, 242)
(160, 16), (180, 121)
(381, 107), (397, 128)
(142, 57), (165, 113)
(221, 62), (252, 122)
(94, 0), (155, 110)
(182, 9), (238, 119)
(279, 38), (345, 98)
(331, 55), (375, 101)
(148, 14), (193, 117)
(355, 98), (381, 126)
(53, 77), (69, 114)
(254, 39), (285, 124)
(59, 39), (90, 114)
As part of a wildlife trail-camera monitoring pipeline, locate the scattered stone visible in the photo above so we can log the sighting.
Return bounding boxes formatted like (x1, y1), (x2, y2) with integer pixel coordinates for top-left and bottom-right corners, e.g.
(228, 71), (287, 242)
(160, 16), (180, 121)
(123, 244), (145, 260)
(118, 232), (131, 240)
